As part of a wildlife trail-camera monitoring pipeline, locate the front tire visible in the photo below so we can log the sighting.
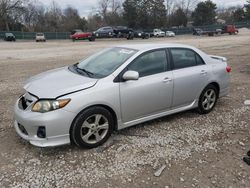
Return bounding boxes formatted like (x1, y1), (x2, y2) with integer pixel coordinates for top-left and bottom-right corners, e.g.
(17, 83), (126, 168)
(70, 106), (114, 148)
(198, 85), (218, 114)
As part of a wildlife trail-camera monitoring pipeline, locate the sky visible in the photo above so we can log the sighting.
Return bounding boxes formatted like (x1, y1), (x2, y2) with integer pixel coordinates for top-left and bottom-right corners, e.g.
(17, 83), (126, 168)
(41, 0), (247, 17)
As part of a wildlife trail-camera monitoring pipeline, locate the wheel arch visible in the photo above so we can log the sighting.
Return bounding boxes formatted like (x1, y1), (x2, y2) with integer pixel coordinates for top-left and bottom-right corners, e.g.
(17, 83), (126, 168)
(69, 104), (118, 137)
(208, 82), (220, 95)
(198, 82), (220, 100)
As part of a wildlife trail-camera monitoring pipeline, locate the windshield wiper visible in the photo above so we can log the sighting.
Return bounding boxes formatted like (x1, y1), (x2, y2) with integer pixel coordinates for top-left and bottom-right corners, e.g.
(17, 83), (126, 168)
(74, 63), (94, 78)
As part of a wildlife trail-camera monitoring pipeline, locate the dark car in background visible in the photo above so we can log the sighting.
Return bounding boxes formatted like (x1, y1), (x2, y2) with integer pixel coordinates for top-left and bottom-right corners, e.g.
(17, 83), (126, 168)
(134, 30), (150, 39)
(4, 33), (16, 41)
(193, 28), (203, 36)
(93, 26), (134, 39)
(113, 26), (134, 39)
(93, 27), (114, 38)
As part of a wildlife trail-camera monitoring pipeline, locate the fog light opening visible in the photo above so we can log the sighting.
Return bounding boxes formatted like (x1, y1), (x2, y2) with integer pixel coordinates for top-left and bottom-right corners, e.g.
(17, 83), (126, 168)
(18, 123), (28, 135)
(37, 126), (46, 138)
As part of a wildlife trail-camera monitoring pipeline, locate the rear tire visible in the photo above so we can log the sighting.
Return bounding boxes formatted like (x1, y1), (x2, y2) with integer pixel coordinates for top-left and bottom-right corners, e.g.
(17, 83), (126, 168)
(88, 36), (95, 41)
(197, 85), (218, 114)
(70, 106), (114, 148)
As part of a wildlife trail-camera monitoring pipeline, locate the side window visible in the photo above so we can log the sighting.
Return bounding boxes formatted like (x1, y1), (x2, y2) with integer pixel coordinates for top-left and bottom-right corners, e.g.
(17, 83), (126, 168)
(127, 50), (167, 77)
(196, 54), (205, 65)
(170, 48), (204, 69)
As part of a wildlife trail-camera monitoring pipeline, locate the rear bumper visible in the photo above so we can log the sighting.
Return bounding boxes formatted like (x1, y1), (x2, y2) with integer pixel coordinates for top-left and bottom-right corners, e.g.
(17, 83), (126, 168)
(14, 99), (76, 147)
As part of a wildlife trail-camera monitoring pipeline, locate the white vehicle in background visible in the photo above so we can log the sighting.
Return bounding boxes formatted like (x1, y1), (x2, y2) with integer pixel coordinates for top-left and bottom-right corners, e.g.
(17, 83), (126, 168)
(166, 31), (175, 37)
(153, 29), (165, 37)
(36, 33), (46, 42)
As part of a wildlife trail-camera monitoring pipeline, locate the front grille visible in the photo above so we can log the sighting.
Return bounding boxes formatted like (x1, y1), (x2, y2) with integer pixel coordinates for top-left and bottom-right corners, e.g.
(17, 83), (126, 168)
(18, 123), (28, 135)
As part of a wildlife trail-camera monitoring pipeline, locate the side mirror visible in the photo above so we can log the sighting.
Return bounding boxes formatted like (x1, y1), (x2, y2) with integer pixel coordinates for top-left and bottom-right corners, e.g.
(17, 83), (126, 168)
(122, 70), (139, 81)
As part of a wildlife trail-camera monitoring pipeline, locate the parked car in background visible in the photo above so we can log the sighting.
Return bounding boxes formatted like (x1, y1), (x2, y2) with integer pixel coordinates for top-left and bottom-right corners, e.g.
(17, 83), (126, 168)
(153, 29), (165, 37)
(70, 31), (95, 41)
(113, 26), (134, 39)
(193, 28), (219, 36)
(221, 25), (239, 35)
(193, 28), (203, 36)
(165, 31), (175, 37)
(4, 33), (16, 41)
(14, 44), (230, 148)
(71, 29), (83, 35)
(134, 30), (150, 39)
(193, 25), (239, 37)
(93, 27), (114, 38)
(36, 33), (46, 42)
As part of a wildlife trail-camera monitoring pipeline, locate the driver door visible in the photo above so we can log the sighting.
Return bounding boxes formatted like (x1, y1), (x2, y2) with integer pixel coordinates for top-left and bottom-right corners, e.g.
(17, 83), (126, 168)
(119, 49), (173, 123)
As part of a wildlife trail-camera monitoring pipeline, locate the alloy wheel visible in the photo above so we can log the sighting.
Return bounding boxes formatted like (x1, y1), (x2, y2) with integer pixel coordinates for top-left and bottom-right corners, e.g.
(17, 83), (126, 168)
(202, 89), (216, 111)
(80, 114), (109, 144)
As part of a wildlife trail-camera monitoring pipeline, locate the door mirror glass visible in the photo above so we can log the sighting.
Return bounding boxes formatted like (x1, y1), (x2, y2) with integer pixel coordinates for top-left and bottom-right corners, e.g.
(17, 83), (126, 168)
(123, 71), (139, 81)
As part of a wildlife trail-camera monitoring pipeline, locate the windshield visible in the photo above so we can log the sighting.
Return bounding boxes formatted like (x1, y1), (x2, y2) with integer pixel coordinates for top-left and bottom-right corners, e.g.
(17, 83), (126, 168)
(6, 33), (14, 36)
(155, 29), (162, 32)
(75, 47), (137, 78)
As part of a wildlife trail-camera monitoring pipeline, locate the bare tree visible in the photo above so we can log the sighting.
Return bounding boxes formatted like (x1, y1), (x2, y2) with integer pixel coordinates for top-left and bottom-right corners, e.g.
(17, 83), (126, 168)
(23, 1), (38, 31)
(165, 0), (175, 16)
(98, 0), (122, 25)
(98, 0), (109, 23)
(0, 0), (26, 30)
(110, 0), (121, 13)
(178, 0), (199, 15)
(165, 0), (178, 26)
(45, 1), (63, 31)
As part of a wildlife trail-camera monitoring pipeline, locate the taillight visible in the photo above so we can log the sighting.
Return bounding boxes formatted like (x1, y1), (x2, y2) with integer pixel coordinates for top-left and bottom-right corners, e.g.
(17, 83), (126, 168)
(226, 66), (231, 73)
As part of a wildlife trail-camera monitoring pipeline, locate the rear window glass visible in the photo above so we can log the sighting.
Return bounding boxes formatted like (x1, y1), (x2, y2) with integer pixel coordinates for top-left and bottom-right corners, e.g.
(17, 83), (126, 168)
(170, 48), (204, 69)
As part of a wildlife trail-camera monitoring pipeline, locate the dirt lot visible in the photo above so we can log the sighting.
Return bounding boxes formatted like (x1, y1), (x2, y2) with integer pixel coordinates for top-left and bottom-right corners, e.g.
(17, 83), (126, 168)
(0, 30), (250, 188)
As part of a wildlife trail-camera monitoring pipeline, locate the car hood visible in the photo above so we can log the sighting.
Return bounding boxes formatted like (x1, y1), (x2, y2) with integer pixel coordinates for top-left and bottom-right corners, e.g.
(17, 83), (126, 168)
(24, 67), (98, 98)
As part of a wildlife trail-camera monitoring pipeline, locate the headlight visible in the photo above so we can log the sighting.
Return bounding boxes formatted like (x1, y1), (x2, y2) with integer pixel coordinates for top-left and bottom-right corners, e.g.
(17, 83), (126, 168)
(138, 33), (142, 36)
(32, 99), (71, 113)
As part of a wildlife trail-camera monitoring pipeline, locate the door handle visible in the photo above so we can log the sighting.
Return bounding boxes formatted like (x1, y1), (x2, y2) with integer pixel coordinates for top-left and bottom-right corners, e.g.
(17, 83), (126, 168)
(163, 77), (172, 83)
(200, 70), (207, 75)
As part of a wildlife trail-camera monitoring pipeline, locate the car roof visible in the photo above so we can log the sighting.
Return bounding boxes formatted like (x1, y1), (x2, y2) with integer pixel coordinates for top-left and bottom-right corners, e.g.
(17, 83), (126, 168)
(116, 43), (195, 51)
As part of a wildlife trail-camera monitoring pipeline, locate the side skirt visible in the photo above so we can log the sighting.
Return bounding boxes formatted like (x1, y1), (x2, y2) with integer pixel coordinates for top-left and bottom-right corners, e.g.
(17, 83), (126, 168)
(117, 100), (198, 130)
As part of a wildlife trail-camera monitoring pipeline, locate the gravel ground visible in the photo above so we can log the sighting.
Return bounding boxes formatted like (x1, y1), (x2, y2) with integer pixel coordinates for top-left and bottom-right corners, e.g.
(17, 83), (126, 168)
(0, 30), (250, 188)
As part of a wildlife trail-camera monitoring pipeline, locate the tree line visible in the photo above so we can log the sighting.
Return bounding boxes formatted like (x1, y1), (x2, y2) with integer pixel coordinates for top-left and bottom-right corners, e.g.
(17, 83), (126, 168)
(0, 0), (250, 32)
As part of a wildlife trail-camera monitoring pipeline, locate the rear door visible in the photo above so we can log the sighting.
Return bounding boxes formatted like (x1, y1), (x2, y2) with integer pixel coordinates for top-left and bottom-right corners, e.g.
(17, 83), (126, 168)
(119, 49), (173, 123)
(169, 48), (209, 108)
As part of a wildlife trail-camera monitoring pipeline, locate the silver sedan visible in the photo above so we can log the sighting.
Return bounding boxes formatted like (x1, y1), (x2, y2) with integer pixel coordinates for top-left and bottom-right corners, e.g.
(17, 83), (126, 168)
(14, 44), (231, 148)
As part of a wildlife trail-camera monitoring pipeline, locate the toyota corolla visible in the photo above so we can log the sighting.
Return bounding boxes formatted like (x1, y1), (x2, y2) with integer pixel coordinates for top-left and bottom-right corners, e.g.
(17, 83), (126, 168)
(14, 44), (230, 148)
